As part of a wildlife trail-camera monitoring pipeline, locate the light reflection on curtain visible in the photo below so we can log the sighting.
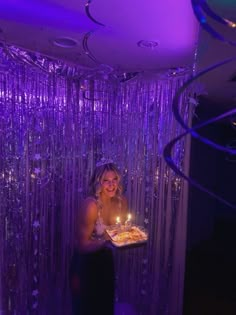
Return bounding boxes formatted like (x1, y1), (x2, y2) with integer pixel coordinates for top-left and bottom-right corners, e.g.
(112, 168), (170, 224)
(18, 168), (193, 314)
(0, 48), (193, 315)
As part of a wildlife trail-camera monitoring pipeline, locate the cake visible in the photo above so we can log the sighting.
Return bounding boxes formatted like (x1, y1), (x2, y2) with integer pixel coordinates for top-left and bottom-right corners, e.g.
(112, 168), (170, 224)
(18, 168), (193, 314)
(106, 225), (148, 247)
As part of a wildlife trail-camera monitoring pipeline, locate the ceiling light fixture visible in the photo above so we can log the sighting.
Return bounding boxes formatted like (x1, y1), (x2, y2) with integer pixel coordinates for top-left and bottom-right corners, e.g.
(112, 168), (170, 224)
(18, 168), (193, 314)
(52, 37), (78, 48)
(137, 40), (159, 48)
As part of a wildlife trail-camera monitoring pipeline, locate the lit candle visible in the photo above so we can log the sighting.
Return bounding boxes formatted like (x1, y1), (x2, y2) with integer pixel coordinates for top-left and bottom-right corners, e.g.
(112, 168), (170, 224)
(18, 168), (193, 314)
(116, 216), (121, 228)
(116, 216), (120, 224)
(125, 213), (132, 226)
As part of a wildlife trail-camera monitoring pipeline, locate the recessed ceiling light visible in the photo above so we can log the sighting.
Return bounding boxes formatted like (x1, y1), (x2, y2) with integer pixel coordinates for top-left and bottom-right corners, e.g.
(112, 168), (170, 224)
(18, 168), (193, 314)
(137, 40), (159, 48)
(52, 37), (78, 48)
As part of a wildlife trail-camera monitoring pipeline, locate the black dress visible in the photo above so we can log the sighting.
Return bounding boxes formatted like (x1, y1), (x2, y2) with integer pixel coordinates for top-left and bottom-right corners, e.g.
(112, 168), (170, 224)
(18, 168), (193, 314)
(69, 247), (115, 315)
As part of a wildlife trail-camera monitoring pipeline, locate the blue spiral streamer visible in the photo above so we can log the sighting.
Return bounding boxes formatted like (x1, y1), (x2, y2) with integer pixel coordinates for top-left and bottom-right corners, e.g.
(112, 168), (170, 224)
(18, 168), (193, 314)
(172, 57), (236, 155)
(191, 0), (236, 46)
(163, 117), (236, 209)
(85, 0), (105, 26)
(82, 31), (101, 64)
(164, 57), (236, 209)
(83, 1), (105, 64)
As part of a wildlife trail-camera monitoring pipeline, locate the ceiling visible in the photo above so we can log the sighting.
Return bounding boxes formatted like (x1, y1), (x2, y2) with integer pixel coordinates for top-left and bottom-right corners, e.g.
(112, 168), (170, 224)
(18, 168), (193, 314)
(0, 0), (236, 107)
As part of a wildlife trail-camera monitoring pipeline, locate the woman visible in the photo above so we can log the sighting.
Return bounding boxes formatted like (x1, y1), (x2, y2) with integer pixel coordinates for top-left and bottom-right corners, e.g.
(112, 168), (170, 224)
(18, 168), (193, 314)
(70, 162), (128, 315)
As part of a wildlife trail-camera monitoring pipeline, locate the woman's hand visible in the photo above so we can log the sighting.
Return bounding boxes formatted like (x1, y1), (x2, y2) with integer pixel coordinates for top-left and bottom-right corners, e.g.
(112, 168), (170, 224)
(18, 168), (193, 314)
(103, 239), (114, 251)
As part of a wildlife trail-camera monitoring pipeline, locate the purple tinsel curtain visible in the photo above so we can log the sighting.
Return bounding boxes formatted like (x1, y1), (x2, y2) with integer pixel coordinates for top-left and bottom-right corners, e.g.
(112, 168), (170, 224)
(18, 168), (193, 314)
(0, 46), (194, 315)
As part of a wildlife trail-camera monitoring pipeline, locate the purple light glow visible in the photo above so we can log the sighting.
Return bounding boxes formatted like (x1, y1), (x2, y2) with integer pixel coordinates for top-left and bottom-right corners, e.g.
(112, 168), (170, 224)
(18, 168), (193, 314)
(91, 0), (199, 50)
(0, 1), (94, 31)
(0, 0), (199, 71)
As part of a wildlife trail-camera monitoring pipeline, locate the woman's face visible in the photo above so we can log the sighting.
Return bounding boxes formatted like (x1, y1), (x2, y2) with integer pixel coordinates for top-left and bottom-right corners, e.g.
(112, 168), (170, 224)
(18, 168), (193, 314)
(100, 170), (119, 199)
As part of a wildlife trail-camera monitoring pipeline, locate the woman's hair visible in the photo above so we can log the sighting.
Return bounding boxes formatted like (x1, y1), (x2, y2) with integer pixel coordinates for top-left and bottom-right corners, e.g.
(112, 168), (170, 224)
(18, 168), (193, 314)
(89, 163), (123, 198)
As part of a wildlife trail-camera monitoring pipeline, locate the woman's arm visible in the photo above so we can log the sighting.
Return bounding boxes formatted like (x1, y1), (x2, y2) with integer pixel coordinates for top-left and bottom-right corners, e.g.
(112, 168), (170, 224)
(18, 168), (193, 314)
(75, 199), (107, 253)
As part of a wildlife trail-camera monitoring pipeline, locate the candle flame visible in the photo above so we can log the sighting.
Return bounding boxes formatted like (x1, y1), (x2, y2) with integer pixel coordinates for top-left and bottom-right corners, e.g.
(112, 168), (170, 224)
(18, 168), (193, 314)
(128, 213), (131, 220)
(116, 216), (120, 223)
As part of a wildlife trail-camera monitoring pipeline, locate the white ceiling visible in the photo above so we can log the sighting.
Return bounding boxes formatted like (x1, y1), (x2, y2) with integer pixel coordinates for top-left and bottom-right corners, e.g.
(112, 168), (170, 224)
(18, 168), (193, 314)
(0, 0), (236, 106)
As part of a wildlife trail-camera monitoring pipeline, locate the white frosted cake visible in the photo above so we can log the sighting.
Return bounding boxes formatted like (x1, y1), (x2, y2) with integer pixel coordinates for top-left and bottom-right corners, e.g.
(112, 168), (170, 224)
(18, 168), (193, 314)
(106, 225), (148, 247)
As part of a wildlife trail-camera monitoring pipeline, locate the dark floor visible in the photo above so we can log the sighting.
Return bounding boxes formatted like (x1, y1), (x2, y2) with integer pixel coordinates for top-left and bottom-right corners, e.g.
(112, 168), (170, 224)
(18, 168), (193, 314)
(183, 218), (236, 315)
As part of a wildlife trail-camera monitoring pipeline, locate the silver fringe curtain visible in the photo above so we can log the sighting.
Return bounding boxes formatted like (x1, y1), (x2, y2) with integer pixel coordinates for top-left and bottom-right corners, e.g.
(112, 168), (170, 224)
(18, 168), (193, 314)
(0, 46), (193, 315)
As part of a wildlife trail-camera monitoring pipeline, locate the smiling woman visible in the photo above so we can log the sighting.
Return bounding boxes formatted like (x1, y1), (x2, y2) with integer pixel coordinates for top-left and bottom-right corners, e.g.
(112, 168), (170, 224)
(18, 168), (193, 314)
(69, 162), (128, 315)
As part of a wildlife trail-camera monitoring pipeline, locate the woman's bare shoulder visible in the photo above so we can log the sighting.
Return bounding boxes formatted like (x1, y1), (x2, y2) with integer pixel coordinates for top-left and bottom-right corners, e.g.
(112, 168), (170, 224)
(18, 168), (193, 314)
(81, 197), (98, 216)
(83, 196), (97, 205)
